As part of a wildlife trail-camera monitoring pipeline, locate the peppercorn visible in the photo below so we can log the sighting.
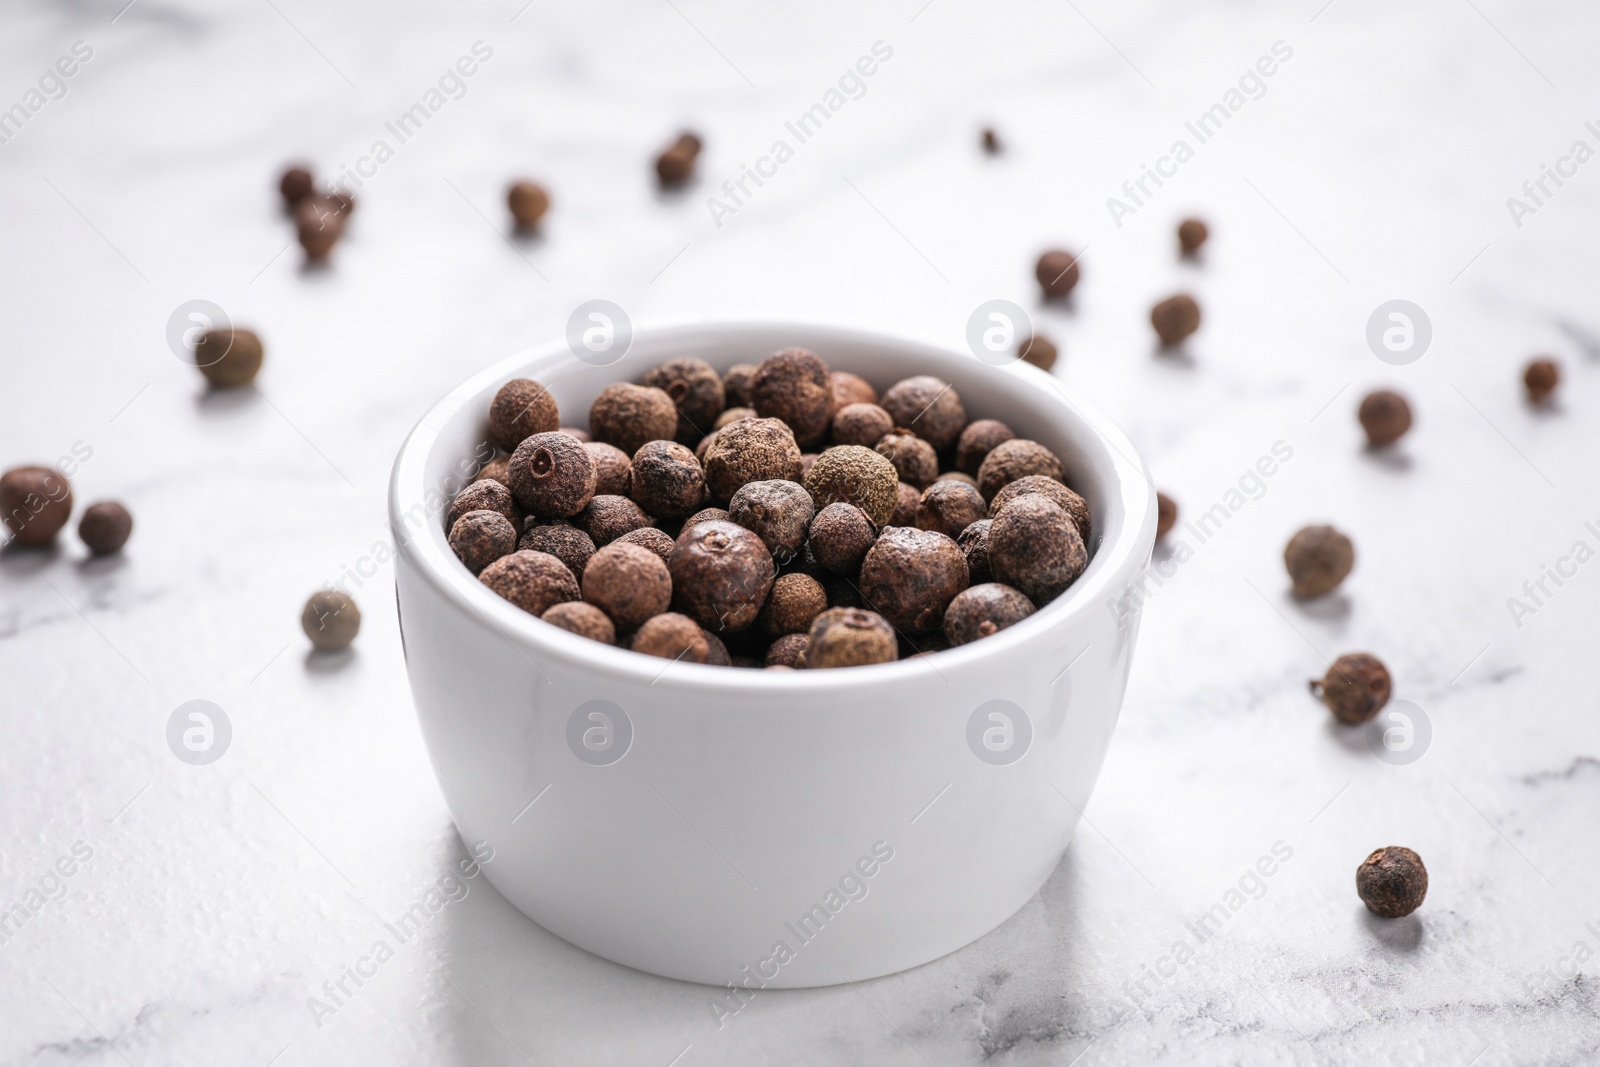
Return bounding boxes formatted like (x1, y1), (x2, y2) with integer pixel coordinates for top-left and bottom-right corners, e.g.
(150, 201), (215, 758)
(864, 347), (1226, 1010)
(78, 500), (132, 556)
(715, 407), (755, 430)
(669, 519), (776, 633)
(759, 573), (828, 637)
(560, 426), (591, 443)
(475, 455), (511, 488)
(655, 132), (703, 188)
(279, 164), (315, 208)
(954, 419), (1016, 477)
(682, 507), (731, 530)
(917, 480), (986, 539)
(1, 465), (73, 545)
(614, 525), (676, 562)
(1177, 218), (1209, 257)
(489, 378), (560, 452)
(723, 363), (758, 408)
(1035, 249), (1081, 299)
(943, 583), (1035, 646)
(582, 541), (672, 632)
(519, 521), (597, 579)
(989, 496), (1086, 605)
(507, 180), (550, 229)
(939, 471), (979, 488)
(1156, 492), (1177, 540)
(804, 445), (899, 526)
(875, 430), (938, 489)
(830, 371), (878, 411)
(509, 431), (597, 519)
(806, 608), (899, 668)
(632, 612), (710, 661)
(981, 127), (1001, 154)
(766, 632), (810, 668)
(448, 478), (522, 531)
(957, 519), (993, 584)
(988, 475), (1090, 544)
(704, 417), (804, 502)
(585, 442), (632, 496)
(295, 196), (344, 260)
(750, 347), (835, 449)
(729, 479), (814, 562)
(831, 403), (895, 448)
(643, 357), (725, 442)
(590, 382), (679, 457)
(1284, 525), (1354, 598)
(480, 550), (581, 616)
(1311, 653), (1391, 725)
(809, 502), (877, 574)
(301, 589), (361, 650)
(976, 439), (1065, 502)
(194, 328), (264, 388)
(1356, 846), (1427, 918)
(541, 601), (615, 645)
(1150, 294), (1202, 347)
(1018, 335), (1057, 371)
(450, 510), (518, 574)
(880, 375), (966, 452)
(630, 440), (706, 519)
(1358, 390), (1412, 447)
(860, 527), (968, 634)
(574, 495), (654, 546)
(704, 630), (732, 666)
(731, 655), (764, 668)
(890, 482), (920, 526)
(1524, 358), (1559, 404)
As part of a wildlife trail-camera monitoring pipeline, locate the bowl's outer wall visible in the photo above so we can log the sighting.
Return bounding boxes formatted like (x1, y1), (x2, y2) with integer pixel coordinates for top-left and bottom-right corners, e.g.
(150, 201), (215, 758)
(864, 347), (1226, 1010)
(390, 321), (1155, 988)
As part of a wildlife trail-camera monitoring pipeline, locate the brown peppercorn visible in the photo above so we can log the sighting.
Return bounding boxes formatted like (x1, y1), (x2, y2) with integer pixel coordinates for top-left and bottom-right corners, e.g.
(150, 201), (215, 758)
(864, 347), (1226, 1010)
(980, 127), (1001, 154)
(988, 475), (1090, 544)
(759, 573), (828, 637)
(302, 590), (361, 650)
(880, 375), (966, 452)
(731, 655), (764, 668)
(890, 481), (920, 527)
(976, 439), (1065, 502)
(704, 630), (732, 666)
(722, 364), (758, 408)
(682, 507), (730, 530)
(632, 612), (710, 661)
(765, 632), (810, 668)
(944, 583), (1036, 646)
(875, 430), (938, 489)
(806, 608), (898, 669)
(957, 519), (993, 584)
(507, 180), (550, 229)
(583, 541), (672, 632)
(860, 527), (968, 634)
(917, 480), (986, 539)
(830, 371), (878, 410)
(714, 407), (755, 430)
(509, 431), (597, 519)
(590, 382), (679, 457)
(518, 521), (597, 579)
(560, 426), (590, 443)
(1, 465), (73, 545)
(1177, 217), (1209, 257)
(1035, 248), (1081, 299)
(1285, 524), (1355, 598)
(574, 495), (654, 546)
(1524, 358), (1559, 404)
(655, 132), (703, 189)
(475, 455), (512, 488)
(1018, 334), (1058, 371)
(831, 403), (895, 448)
(703, 417), (804, 503)
(1358, 390), (1412, 447)
(669, 520), (776, 633)
(729, 479), (814, 563)
(749, 347), (834, 449)
(78, 500), (132, 555)
(585, 442), (632, 496)
(450, 510), (518, 575)
(630, 440), (706, 520)
(294, 195), (345, 260)
(1311, 653), (1392, 725)
(614, 526), (676, 562)
(804, 445), (899, 526)
(809, 502), (877, 574)
(938, 471), (979, 488)
(643, 357), (725, 442)
(541, 601), (615, 645)
(480, 550), (580, 616)
(1156, 492), (1178, 540)
(279, 164), (314, 207)
(448, 478), (521, 532)
(1151, 294), (1202, 347)
(489, 378), (560, 452)
(989, 496), (1087, 606)
(954, 419), (1016, 477)
(194, 327), (264, 388)
(1356, 846), (1427, 919)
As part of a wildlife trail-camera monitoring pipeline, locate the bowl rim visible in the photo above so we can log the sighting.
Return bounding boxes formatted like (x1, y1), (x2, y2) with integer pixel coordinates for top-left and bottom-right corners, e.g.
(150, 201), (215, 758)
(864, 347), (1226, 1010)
(389, 316), (1154, 692)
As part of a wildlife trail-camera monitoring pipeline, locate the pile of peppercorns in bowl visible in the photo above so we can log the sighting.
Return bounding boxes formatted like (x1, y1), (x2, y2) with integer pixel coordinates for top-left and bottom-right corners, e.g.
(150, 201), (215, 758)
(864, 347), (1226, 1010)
(436, 345), (1106, 670)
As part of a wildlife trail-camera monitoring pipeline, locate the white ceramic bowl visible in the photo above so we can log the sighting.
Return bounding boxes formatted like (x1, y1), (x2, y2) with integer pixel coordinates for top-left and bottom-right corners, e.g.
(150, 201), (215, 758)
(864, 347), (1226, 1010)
(389, 318), (1154, 989)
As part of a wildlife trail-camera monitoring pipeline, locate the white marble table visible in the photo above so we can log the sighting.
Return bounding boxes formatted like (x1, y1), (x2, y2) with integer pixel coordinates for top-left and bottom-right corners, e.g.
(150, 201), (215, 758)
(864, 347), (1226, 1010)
(3, 0), (1598, 1063)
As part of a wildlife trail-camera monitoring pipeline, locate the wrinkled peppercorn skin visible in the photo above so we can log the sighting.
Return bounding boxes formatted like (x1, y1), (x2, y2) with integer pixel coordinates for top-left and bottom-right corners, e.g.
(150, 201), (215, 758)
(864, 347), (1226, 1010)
(1356, 846), (1427, 918)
